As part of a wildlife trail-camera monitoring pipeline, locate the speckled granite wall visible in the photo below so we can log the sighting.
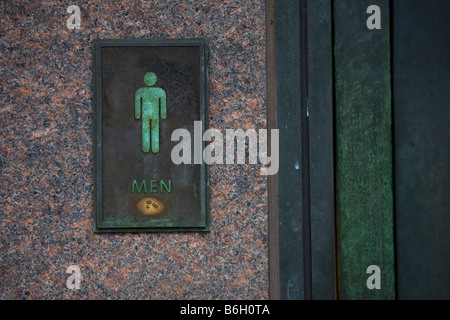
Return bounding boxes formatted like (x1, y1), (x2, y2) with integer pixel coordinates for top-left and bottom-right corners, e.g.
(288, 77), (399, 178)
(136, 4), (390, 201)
(0, 1), (267, 299)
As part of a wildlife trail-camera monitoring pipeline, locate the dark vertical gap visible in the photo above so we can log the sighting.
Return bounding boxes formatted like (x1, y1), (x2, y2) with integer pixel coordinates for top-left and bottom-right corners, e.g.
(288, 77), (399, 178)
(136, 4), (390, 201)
(300, 0), (312, 300)
(389, 0), (398, 300)
(265, 0), (280, 300)
(330, 0), (340, 300)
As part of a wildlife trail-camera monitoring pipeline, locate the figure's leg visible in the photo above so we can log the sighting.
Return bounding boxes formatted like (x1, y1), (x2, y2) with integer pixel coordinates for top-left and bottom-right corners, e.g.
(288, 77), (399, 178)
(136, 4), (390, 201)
(142, 119), (150, 153)
(151, 118), (160, 153)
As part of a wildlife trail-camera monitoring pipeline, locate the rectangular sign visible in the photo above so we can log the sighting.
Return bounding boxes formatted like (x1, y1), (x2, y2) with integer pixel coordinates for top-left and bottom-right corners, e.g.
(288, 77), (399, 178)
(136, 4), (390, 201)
(93, 39), (209, 232)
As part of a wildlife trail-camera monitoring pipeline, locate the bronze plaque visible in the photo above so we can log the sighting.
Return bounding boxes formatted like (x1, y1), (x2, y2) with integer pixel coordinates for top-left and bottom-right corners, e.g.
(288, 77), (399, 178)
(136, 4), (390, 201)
(93, 39), (209, 232)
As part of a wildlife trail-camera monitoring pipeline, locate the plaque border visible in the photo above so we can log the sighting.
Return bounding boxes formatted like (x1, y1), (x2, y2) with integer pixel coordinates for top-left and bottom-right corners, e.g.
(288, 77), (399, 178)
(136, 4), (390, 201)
(92, 39), (209, 233)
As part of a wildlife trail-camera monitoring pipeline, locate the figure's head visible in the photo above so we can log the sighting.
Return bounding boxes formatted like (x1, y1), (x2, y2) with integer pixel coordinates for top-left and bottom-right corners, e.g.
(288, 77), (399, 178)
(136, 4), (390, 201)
(144, 72), (157, 86)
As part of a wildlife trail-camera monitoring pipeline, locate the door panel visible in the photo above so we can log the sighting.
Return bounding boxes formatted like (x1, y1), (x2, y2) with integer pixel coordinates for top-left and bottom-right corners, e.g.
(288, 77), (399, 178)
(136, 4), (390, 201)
(393, 0), (450, 300)
(334, 0), (396, 300)
(269, 0), (450, 299)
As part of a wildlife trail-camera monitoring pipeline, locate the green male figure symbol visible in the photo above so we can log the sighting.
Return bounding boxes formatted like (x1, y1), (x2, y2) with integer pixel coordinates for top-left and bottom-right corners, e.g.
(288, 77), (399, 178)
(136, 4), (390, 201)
(135, 72), (167, 154)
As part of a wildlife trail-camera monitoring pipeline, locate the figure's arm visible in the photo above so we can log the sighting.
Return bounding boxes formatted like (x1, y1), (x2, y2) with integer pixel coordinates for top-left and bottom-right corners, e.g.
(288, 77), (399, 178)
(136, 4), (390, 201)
(160, 90), (167, 119)
(135, 90), (142, 120)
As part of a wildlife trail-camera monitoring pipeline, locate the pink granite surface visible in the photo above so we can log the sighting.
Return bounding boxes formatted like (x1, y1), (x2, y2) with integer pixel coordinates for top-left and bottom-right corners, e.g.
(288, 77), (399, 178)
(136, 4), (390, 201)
(0, 1), (268, 299)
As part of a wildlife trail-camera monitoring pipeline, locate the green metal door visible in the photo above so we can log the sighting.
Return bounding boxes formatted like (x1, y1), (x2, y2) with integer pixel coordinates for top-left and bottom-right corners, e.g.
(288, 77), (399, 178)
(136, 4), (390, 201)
(334, 0), (450, 299)
(271, 0), (450, 299)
